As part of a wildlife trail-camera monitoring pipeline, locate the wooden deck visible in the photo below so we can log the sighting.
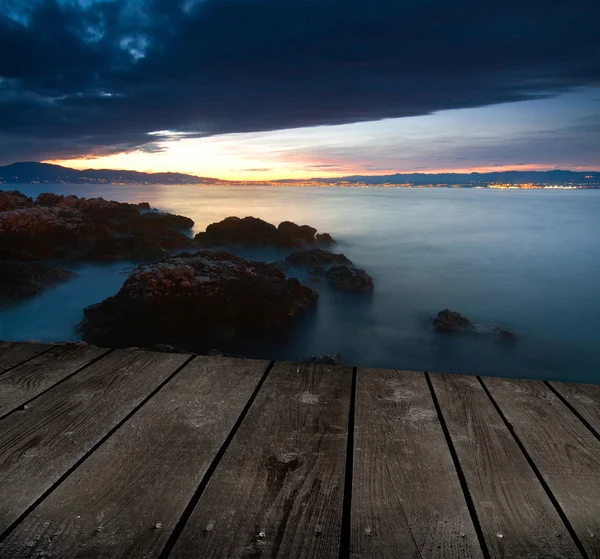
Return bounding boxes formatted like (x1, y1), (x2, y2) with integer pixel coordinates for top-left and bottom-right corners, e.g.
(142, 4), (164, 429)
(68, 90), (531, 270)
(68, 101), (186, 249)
(0, 342), (599, 558)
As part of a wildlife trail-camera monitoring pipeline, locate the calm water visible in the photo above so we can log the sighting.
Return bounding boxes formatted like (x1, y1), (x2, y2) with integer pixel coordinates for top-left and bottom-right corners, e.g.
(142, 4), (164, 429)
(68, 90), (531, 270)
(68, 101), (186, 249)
(2, 184), (599, 383)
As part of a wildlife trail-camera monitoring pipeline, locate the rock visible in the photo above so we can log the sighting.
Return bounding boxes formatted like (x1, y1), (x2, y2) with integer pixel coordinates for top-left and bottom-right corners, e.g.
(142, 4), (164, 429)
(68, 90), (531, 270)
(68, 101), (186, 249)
(79, 250), (318, 350)
(131, 211), (194, 232)
(151, 344), (191, 354)
(143, 229), (192, 249)
(315, 232), (335, 244)
(299, 353), (342, 365)
(0, 261), (75, 300)
(1, 190), (195, 260)
(277, 221), (317, 246)
(325, 265), (374, 293)
(433, 310), (517, 340)
(195, 216), (335, 247)
(34, 193), (141, 227)
(197, 216), (278, 245)
(0, 190), (33, 211)
(76, 237), (169, 262)
(494, 327), (517, 341)
(0, 207), (103, 259)
(285, 248), (353, 267)
(432, 309), (473, 333)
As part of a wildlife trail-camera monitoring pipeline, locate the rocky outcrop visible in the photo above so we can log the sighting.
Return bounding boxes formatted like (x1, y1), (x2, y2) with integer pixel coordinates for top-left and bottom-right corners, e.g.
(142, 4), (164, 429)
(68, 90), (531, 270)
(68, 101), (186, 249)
(79, 250), (318, 350)
(325, 265), (374, 293)
(130, 211), (194, 232)
(0, 261), (75, 300)
(76, 237), (169, 262)
(1, 191), (194, 260)
(0, 190), (33, 211)
(76, 230), (191, 261)
(0, 206), (103, 259)
(194, 216), (335, 248)
(432, 309), (516, 340)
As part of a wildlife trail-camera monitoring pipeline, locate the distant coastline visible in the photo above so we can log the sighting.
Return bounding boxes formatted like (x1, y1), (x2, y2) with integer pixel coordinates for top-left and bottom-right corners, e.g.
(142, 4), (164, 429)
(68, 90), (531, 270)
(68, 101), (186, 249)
(1, 161), (599, 188)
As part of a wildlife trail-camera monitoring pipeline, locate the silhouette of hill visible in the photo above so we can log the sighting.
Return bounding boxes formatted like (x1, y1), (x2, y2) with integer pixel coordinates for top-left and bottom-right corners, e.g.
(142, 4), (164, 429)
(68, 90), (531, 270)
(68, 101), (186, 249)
(0, 162), (598, 186)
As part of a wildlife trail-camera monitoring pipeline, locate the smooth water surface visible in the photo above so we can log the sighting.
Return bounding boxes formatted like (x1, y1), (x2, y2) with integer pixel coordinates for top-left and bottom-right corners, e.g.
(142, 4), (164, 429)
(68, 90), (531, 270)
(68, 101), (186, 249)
(2, 184), (599, 383)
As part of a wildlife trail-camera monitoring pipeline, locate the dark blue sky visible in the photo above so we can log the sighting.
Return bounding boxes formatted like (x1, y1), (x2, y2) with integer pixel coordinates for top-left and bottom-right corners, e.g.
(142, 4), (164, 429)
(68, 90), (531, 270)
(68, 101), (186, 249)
(1, 0), (599, 178)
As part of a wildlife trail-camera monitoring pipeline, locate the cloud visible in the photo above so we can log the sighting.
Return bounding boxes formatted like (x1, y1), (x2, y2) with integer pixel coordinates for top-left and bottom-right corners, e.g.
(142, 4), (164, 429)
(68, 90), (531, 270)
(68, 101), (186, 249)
(0, 0), (599, 163)
(238, 168), (272, 172)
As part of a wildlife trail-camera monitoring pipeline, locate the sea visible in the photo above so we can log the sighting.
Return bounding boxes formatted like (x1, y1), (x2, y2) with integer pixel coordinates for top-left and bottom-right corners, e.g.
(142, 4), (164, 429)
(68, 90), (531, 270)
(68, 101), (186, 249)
(2, 184), (599, 384)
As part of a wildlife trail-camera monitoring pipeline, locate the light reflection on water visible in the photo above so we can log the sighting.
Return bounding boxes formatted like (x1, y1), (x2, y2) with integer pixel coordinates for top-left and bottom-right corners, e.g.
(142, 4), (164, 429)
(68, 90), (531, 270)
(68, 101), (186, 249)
(2, 184), (599, 383)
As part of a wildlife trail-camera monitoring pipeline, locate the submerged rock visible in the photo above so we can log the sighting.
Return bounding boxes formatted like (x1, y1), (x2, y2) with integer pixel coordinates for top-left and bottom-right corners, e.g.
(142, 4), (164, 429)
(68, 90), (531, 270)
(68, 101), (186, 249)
(494, 327), (517, 341)
(278, 248), (373, 293)
(194, 216), (335, 248)
(432, 309), (473, 333)
(284, 248), (352, 267)
(433, 309), (516, 340)
(0, 261), (75, 300)
(151, 344), (191, 354)
(325, 265), (374, 293)
(299, 353), (342, 365)
(79, 250), (318, 350)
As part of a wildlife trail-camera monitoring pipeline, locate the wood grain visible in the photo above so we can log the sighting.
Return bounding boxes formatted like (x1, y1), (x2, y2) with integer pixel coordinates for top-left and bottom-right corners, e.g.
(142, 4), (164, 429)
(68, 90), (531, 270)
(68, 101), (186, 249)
(0, 349), (190, 537)
(169, 361), (352, 559)
(0, 344), (110, 417)
(0, 342), (51, 374)
(549, 381), (600, 434)
(0, 356), (268, 559)
(430, 373), (581, 558)
(351, 368), (483, 559)
(482, 376), (600, 558)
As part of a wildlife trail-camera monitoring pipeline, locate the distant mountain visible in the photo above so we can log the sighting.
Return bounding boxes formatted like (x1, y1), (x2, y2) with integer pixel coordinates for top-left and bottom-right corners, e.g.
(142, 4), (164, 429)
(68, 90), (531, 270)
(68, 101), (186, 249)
(313, 170), (600, 185)
(0, 161), (598, 187)
(0, 162), (225, 185)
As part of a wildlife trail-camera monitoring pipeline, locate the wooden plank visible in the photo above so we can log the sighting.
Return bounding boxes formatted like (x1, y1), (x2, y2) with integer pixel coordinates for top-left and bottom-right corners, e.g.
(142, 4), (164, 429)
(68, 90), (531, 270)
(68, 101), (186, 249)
(0, 349), (191, 536)
(0, 342), (51, 374)
(169, 361), (352, 559)
(430, 373), (581, 558)
(0, 344), (110, 417)
(482, 376), (600, 558)
(0, 356), (268, 559)
(351, 369), (483, 559)
(549, 381), (600, 434)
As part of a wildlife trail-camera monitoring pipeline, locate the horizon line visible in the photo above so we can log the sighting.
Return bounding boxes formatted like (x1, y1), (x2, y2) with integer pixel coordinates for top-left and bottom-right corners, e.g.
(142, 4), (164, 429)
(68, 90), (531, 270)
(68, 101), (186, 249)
(7, 160), (597, 182)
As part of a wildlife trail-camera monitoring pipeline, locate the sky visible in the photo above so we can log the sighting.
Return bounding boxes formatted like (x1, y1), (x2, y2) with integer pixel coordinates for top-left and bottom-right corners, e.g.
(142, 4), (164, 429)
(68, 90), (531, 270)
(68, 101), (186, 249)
(1, 0), (599, 180)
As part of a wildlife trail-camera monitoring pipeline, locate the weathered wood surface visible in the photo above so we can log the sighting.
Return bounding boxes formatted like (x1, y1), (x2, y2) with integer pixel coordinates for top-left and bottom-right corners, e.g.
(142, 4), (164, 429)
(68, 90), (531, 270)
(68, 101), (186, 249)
(0, 357), (268, 559)
(0, 343), (599, 558)
(350, 368), (483, 558)
(0, 342), (51, 374)
(482, 376), (600, 558)
(0, 344), (110, 418)
(549, 381), (600, 435)
(430, 373), (581, 558)
(169, 361), (352, 559)
(0, 349), (190, 536)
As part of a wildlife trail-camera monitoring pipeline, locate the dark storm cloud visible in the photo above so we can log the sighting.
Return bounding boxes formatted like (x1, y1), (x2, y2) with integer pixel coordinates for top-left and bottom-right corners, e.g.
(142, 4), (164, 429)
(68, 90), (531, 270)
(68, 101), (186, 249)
(0, 0), (599, 163)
